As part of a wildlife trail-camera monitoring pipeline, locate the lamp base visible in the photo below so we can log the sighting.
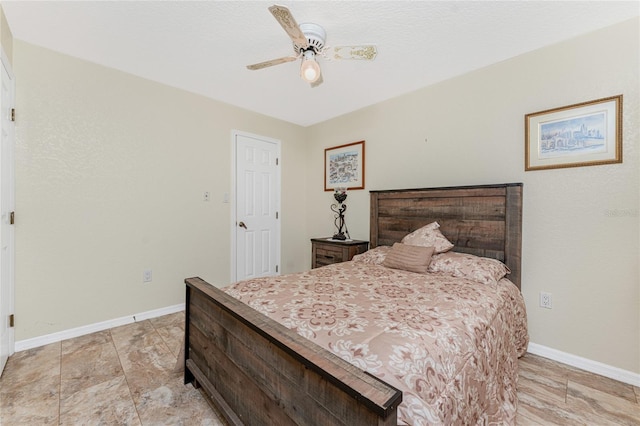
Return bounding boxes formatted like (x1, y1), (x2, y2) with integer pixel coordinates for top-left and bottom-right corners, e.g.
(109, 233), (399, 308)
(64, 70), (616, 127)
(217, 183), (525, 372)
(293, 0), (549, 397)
(332, 232), (347, 241)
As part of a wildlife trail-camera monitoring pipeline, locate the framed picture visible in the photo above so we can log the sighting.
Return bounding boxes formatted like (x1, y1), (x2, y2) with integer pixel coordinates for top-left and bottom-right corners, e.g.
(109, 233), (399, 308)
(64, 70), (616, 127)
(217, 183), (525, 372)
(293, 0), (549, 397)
(324, 140), (365, 191)
(525, 95), (622, 171)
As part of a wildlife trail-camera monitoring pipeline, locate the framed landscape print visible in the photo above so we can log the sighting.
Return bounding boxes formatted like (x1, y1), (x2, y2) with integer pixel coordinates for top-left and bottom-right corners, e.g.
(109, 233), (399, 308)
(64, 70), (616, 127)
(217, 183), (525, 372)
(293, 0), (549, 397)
(525, 95), (622, 171)
(324, 140), (365, 191)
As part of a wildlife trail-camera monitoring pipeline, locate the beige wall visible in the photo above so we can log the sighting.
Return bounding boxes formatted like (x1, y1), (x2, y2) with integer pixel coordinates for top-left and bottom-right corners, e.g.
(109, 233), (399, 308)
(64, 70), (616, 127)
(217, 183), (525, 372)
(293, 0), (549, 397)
(0, 6), (12, 64)
(13, 40), (308, 340)
(306, 18), (639, 374)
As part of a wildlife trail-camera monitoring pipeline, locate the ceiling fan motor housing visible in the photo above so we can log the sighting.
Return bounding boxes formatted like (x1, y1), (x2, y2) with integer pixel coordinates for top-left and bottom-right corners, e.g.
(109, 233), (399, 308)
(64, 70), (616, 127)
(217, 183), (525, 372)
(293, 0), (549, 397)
(295, 23), (326, 54)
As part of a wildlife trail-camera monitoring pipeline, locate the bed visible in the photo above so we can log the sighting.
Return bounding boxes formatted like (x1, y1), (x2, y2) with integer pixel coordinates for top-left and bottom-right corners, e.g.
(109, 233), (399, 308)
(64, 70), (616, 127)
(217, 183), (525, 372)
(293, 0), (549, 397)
(184, 183), (527, 425)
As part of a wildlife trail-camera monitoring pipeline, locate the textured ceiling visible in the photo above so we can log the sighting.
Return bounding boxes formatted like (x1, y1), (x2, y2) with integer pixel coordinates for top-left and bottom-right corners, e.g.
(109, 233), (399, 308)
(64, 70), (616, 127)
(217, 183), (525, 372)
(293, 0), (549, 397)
(3, 1), (639, 127)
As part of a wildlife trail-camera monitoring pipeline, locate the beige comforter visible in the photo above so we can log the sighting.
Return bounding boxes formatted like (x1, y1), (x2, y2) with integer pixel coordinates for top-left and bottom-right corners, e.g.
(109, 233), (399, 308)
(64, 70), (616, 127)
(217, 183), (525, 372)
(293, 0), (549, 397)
(224, 253), (528, 425)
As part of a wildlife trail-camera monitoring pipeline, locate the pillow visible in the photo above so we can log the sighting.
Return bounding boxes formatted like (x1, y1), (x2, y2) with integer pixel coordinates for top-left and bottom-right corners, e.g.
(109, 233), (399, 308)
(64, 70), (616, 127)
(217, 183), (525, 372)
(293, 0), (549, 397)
(401, 221), (454, 254)
(428, 251), (511, 285)
(383, 243), (435, 274)
(351, 246), (391, 265)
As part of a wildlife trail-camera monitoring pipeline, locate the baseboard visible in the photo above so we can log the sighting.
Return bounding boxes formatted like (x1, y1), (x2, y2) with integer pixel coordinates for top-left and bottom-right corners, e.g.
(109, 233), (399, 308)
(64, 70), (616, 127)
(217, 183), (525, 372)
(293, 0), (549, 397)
(15, 315), (639, 387)
(14, 303), (185, 352)
(527, 342), (640, 387)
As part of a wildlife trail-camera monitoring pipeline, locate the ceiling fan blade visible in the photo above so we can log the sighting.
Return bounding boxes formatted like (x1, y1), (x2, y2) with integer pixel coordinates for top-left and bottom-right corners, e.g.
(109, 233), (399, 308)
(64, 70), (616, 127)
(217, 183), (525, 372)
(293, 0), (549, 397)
(332, 45), (378, 60)
(268, 5), (309, 49)
(247, 56), (298, 71)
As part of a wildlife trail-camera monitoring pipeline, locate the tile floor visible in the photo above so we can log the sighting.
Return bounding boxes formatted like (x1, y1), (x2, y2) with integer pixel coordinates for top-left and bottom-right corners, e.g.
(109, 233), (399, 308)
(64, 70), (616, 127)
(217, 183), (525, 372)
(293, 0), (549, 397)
(0, 312), (223, 425)
(1, 312), (638, 425)
(517, 353), (640, 425)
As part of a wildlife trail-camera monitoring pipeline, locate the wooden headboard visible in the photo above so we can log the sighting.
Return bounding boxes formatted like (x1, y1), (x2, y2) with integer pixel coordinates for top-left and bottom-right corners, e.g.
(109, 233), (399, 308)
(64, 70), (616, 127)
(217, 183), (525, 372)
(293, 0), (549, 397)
(370, 183), (523, 289)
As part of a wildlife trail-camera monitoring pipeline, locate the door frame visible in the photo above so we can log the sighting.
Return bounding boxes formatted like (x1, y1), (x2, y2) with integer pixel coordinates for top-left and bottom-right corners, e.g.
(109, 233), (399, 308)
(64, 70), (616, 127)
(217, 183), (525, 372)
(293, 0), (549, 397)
(230, 130), (281, 283)
(0, 46), (15, 372)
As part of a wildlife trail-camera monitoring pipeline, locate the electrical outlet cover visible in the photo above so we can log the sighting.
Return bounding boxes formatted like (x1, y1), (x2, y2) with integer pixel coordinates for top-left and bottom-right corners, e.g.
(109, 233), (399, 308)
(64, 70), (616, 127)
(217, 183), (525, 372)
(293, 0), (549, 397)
(540, 291), (552, 309)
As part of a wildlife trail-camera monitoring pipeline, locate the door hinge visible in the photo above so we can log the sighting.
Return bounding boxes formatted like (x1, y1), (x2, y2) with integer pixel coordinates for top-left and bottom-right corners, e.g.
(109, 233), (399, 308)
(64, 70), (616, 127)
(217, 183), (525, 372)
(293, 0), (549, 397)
(9, 314), (14, 327)
(10, 211), (14, 225)
(275, 265), (279, 273)
(10, 108), (15, 122)
(276, 158), (279, 166)
(276, 211), (279, 219)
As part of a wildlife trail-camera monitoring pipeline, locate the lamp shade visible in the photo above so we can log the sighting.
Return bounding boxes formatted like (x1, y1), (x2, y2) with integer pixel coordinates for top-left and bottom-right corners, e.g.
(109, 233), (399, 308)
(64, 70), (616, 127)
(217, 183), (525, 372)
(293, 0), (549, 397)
(300, 50), (321, 83)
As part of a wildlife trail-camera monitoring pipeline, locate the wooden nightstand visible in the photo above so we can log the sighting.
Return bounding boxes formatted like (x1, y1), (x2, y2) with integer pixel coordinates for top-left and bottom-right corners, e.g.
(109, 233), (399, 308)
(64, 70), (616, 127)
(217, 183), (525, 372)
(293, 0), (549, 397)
(311, 238), (369, 268)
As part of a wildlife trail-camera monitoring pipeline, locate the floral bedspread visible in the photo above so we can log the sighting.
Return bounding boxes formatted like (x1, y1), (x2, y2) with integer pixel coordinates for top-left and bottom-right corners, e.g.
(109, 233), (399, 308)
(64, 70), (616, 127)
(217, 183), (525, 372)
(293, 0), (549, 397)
(223, 257), (528, 425)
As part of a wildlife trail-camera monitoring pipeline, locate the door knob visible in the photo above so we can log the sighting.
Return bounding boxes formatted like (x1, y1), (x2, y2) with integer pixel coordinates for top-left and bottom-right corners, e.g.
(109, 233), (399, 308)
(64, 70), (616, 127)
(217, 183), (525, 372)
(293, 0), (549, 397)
(238, 221), (247, 229)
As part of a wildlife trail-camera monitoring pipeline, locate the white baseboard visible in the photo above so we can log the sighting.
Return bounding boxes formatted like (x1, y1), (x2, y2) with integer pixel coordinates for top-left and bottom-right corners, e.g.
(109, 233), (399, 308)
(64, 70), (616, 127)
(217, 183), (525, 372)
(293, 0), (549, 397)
(527, 342), (640, 387)
(14, 304), (185, 352)
(14, 315), (639, 388)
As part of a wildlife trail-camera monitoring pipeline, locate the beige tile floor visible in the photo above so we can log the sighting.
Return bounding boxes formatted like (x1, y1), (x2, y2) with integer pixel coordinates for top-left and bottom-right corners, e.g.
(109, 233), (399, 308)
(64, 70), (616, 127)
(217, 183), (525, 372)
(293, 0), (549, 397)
(1, 312), (638, 425)
(0, 313), (223, 425)
(517, 353), (640, 425)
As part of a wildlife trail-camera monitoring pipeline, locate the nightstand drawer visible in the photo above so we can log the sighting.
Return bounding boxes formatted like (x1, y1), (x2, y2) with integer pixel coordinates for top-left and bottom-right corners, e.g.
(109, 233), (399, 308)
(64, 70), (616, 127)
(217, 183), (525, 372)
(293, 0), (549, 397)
(311, 238), (369, 269)
(315, 245), (345, 265)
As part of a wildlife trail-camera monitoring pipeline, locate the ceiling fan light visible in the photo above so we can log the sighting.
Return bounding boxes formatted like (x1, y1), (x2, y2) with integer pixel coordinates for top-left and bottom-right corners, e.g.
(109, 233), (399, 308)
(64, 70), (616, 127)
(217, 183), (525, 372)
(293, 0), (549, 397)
(300, 50), (321, 83)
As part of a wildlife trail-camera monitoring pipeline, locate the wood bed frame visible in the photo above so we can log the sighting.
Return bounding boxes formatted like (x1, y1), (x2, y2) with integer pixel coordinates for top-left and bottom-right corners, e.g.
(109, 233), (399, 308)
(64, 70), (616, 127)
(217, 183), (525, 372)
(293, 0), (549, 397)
(184, 183), (523, 425)
(370, 183), (523, 289)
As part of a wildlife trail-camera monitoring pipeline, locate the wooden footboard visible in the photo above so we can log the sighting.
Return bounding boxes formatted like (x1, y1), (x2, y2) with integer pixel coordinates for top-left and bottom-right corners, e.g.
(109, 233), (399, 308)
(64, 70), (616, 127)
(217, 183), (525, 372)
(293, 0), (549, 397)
(184, 277), (402, 426)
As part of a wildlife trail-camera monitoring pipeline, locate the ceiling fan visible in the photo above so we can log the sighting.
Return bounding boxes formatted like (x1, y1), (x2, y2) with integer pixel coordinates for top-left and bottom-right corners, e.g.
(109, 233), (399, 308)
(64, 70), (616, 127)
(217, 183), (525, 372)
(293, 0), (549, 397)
(246, 5), (377, 87)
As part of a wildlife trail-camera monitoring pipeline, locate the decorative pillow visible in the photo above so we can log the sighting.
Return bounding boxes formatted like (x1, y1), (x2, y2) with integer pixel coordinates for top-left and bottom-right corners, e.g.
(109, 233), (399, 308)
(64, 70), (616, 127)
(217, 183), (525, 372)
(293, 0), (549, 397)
(383, 243), (435, 274)
(428, 251), (511, 285)
(401, 221), (454, 254)
(351, 246), (390, 265)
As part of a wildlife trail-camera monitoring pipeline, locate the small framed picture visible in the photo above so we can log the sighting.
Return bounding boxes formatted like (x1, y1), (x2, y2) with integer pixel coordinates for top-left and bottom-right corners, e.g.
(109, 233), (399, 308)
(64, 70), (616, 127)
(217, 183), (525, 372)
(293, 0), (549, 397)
(324, 140), (365, 191)
(525, 95), (622, 171)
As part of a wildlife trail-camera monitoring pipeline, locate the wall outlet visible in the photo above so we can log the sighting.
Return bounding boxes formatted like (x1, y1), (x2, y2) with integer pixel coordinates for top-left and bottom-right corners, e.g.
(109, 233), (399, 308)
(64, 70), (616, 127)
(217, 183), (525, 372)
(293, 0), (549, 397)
(540, 291), (552, 309)
(203, 191), (210, 202)
(143, 269), (152, 283)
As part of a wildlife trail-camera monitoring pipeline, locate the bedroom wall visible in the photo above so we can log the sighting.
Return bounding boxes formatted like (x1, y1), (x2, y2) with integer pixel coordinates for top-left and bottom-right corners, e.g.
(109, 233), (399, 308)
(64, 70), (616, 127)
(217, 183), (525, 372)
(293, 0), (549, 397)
(12, 40), (308, 341)
(306, 18), (639, 375)
(0, 6), (13, 63)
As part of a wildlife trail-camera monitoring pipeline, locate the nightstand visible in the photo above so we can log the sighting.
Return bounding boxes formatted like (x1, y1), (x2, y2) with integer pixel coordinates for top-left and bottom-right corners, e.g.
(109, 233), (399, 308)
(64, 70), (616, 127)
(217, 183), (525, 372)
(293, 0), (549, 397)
(311, 238), (369, 268)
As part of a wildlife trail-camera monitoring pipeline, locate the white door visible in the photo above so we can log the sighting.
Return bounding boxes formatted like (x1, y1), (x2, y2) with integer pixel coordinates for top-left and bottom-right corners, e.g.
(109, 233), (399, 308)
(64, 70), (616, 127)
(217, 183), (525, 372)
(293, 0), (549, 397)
(233, 132), (280, 282)
(0, 50), (15, 375)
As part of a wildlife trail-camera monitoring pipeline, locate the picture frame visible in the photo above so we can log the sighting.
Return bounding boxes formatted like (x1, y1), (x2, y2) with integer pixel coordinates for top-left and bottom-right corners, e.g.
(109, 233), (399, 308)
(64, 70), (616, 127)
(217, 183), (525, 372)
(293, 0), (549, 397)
(525, 95), (622, 171)
(324, 140), (365, 191)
